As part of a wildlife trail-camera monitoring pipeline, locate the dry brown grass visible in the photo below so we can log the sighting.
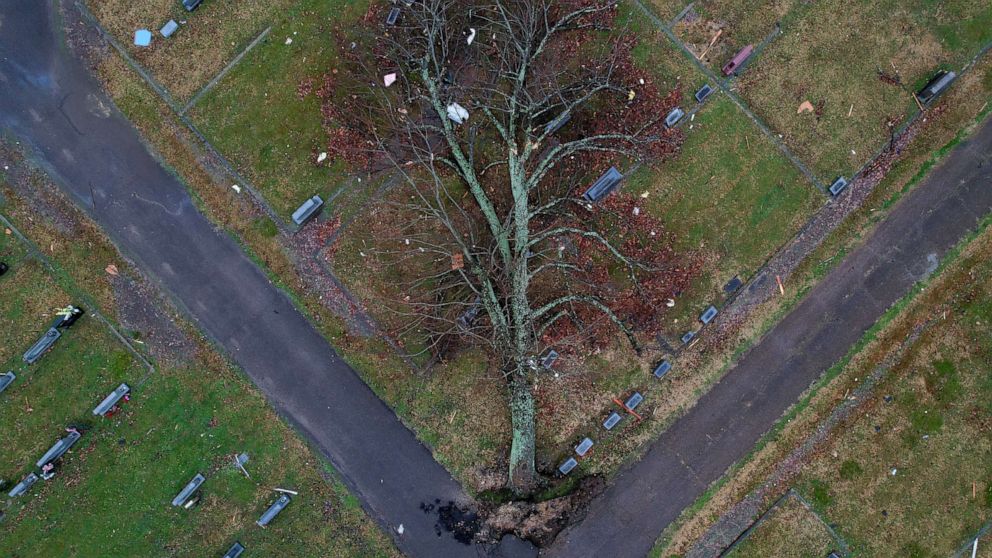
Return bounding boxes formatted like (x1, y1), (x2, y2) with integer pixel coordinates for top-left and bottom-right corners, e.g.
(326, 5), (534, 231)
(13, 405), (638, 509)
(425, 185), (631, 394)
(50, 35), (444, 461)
(725, 494), (836, 557)
(736, 0), (987, 182)
(674, 0), (800, 72)
(88, 0), (297, 102)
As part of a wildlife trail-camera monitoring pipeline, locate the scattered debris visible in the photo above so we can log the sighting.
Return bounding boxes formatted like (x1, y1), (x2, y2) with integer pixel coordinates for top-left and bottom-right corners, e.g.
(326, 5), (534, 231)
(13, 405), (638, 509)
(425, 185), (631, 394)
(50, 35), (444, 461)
(451, 253), (464, 270)
(446, 102), (469, 124)
(105, 263), (119, 276)
(316, 152), (327, 163)
(775, 275), (785, 295)
(797, 100), (814, 114)
(383, 73), (397, 87)
(231, 184), (241, 193)
(467, 28), (476, 45)
(284, 37), (293, 45)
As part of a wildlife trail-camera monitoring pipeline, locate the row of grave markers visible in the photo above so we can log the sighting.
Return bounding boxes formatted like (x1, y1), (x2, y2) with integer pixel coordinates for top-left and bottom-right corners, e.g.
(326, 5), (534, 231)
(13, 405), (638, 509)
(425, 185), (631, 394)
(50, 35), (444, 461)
(556, 303), (720, 476)
(1, 303), (286, 557)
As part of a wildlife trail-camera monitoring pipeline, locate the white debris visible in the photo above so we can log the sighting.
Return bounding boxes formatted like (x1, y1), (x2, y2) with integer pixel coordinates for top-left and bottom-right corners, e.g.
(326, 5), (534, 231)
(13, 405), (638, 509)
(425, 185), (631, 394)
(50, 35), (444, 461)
(890, 468), (898, 476)
(383, 73), (397, 87)
(316, 152), (327, 163)
(690, 113), (695, 121)
(640, 191), (650, 198)
(638, 78), (645, 85)
(231, 184), (241, 193)
(285, 37), (293, 45)
(467, 28), (476, 45)
(446, 102), (469, 124)
(632, 206), (640, 216)
(397, 524), (405, 535)
(665, 299), (675, 307)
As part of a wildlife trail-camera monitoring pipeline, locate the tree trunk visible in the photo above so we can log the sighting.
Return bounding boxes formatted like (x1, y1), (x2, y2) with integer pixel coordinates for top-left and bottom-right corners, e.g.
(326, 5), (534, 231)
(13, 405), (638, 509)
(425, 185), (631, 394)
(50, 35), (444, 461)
(507, 372), (538, 495)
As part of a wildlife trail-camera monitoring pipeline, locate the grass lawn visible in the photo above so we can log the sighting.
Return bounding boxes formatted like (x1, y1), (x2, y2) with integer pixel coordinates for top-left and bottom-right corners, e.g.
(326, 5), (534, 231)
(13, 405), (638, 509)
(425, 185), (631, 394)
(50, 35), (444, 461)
(188, 0), (372, 221)
(89, 0), (302, 103)
(0, 258), (141, 477)
(725, 493), (838, 558)
(628, 94), (821, 329)
(0, 186), (395, 556)
(737, 0), (992, 182)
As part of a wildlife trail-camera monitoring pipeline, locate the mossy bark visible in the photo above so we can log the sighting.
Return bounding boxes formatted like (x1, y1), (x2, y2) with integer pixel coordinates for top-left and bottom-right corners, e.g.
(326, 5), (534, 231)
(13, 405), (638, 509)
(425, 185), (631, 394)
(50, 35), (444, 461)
(508, 372), (538, 495)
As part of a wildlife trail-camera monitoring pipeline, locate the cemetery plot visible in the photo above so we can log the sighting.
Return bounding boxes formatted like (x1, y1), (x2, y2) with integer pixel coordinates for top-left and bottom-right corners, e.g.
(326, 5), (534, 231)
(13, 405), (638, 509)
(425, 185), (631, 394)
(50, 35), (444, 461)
(0, 209), (394, 556)
(724, 492), (839, 558)
(736, 0), (992, 182)
(626, 95), (821, 328)
(188, 0), (376, 221)
(89, 0), (309, 102)
(0, 260), (141, 484)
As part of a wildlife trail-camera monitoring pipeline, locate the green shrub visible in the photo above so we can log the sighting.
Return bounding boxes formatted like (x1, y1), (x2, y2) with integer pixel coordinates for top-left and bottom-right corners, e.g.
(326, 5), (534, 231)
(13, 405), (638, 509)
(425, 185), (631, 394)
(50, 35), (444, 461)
(839, 459), (863, 480)
(809, 479), (832, 508)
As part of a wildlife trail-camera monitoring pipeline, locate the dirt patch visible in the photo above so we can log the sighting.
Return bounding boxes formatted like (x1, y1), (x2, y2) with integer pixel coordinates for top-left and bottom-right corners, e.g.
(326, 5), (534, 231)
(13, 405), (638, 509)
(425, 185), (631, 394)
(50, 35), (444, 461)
(480, 476), (606, 548)
(109, 271), (195, 366)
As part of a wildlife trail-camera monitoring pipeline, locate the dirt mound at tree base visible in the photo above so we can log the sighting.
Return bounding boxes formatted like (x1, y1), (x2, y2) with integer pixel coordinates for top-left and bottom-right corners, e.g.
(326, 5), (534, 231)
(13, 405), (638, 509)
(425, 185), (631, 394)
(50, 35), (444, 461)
(480, 476), (606, 547)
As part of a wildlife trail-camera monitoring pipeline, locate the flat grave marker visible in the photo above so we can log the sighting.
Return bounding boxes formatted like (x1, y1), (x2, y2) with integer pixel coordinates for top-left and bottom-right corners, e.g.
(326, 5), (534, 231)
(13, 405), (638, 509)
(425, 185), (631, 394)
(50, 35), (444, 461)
(582, 167), (624, 203)
(558, 457), (578, 475)
(223, 542), (246, 558)
(575, 437), (594, 457)
(36, 429), (81, 469)
(699, 305), (718, 324)
(93, 383), (130, 416)
(0, 371), (15, 394)
(291, 195), (324, 226)
(603, 411), (622, 430)
(8, 473), (38, 498)
(172, 473), (206, 508)
(624, 392), (643, 410)
(257, 494), (292, 527)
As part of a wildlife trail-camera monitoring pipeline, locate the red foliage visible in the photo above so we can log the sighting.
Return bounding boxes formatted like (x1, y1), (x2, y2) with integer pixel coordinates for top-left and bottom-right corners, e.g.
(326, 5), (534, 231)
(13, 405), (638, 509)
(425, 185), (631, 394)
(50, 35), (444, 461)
(537, 193), (700, 351)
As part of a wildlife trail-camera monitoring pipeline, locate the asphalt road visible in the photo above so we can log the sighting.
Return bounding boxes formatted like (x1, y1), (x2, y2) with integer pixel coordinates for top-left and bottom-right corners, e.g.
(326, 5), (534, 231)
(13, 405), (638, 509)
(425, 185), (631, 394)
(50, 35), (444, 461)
(549, 117), (992, 556)
(0, 4), (517, 557)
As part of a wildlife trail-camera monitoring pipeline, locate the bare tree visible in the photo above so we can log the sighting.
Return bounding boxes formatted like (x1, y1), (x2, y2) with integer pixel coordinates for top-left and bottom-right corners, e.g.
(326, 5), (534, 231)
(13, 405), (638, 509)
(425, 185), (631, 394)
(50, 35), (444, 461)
(326, 0), (685, 494)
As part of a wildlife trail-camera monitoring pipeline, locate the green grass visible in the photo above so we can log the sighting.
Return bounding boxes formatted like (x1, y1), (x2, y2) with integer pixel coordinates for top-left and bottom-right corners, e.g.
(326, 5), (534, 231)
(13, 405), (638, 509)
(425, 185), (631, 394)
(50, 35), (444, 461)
(737, 0), (992, 182)
(189, 0), (372, 220)
(628, 95), (822, 328)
